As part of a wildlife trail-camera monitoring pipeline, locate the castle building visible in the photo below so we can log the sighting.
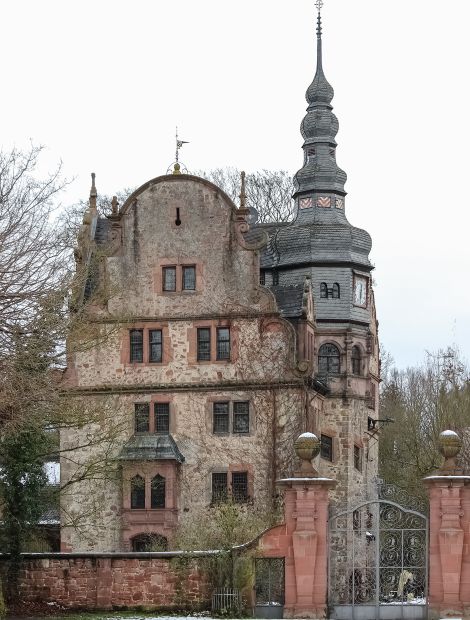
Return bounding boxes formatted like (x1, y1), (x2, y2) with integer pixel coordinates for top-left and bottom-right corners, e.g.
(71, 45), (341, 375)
(61, 6), (379, 552)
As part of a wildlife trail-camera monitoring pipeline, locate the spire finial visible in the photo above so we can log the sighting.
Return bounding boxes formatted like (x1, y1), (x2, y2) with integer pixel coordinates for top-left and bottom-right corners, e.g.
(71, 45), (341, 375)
(89, 172), (97, 210)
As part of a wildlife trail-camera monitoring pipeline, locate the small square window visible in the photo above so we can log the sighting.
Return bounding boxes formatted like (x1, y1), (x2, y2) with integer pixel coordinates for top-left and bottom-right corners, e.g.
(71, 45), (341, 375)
(216, 327), (230, 361)
(233, 402), (249, 434)
(154, 403), (170, 434)
(149, 329), (163, 363)
(212, 472), (228, 503)
(354, 445), (362, 472)
(135, 403), (150, 433)
(197, 328), (211, 361)
(213, 402), (229, 434)
(232, 471), (248, 503)
(130, 329), (143, 363)
(321, 434), (333, 461)
(163, 266), (176, 291)
(182, 266), (196, 290)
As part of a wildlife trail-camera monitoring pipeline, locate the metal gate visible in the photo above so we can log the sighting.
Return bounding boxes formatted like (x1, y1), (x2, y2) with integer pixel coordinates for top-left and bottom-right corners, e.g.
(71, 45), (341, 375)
(328, 493), (428, 620)
(254, 558), (285, 619)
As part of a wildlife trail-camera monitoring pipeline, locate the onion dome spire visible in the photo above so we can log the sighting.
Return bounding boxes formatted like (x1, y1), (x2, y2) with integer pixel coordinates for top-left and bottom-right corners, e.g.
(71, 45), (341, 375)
(293, 1), (347, 209)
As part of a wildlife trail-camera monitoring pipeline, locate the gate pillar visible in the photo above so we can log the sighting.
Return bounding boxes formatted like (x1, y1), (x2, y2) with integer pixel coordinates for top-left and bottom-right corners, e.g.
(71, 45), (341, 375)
(424, 430), (470, 619)
(277, 433), (336, 619)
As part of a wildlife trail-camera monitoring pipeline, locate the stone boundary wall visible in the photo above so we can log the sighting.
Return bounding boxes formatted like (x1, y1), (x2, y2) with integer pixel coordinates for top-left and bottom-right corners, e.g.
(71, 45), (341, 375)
(0, 553), (212, 611)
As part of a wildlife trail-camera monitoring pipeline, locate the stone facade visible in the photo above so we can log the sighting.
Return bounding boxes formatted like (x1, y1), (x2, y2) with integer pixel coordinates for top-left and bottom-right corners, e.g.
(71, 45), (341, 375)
(61, 7), (380, 551)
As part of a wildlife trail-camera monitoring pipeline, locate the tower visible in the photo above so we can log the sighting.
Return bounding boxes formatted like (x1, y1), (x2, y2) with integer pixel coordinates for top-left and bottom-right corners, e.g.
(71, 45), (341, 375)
(258, 4), (380, 507)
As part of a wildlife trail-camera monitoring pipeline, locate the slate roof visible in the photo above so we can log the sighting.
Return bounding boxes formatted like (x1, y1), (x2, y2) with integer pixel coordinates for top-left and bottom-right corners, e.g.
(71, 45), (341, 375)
(270, 284), (305, 318)
(118, 434), (185, 463)
(94, 217), (111, 244)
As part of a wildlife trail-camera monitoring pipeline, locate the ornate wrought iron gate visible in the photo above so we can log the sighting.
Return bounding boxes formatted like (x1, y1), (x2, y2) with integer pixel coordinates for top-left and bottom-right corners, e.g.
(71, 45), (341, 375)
(328, 493), (428, 620)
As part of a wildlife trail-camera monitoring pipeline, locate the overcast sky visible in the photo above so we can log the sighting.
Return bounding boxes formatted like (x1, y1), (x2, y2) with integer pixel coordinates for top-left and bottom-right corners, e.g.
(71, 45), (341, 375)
(1, 0), (469, 370)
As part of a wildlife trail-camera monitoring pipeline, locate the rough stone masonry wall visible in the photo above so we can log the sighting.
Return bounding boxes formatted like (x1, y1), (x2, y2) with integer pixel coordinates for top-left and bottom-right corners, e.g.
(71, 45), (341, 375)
(0, 554), (210, 611)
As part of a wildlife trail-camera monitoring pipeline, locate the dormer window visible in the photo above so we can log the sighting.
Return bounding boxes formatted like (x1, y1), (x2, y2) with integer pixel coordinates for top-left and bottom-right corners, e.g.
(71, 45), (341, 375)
(307, 147), (316, 162)
(320, 283), (340, 299)
(332, 283), (340, 299)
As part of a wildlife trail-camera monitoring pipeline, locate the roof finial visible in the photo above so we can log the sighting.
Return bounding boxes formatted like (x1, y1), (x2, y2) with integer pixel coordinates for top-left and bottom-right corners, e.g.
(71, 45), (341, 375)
(239, 171), (247, 210)
(89, 172), (97, 210)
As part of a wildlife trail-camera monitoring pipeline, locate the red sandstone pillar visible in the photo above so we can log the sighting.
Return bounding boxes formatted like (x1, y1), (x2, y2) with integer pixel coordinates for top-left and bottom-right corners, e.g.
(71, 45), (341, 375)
(277, 433), (336, 620)
(424, 430), (470, 619)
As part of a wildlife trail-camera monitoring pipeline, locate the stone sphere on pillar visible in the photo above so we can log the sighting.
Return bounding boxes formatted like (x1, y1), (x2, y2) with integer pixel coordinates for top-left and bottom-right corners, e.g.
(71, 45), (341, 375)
(294, 432), (321, 461)
(438, 430), (462, 459)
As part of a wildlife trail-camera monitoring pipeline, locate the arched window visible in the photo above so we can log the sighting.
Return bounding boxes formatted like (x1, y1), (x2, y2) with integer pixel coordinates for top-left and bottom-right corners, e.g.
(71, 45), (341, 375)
(131, 475), (145, 509)
(318, 344), (340, 375)
(352, 346), (361, 375)
(320, 283), (328, 299)
(131, 533), (168, 552)
(151, 474), (166, 509)
(332, 283), (340, 299)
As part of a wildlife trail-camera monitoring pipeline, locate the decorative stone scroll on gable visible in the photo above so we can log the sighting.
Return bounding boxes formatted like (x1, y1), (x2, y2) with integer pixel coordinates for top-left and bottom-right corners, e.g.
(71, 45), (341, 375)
(256, 434), (336, 619)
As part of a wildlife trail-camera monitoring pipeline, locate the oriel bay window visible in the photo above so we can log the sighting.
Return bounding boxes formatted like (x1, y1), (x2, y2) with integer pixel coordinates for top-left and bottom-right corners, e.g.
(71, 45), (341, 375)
(318, 343), (340, 375)
(131, 475), (145, 509)
(151, 475), (166, 508)
(130, 474), (166, 510)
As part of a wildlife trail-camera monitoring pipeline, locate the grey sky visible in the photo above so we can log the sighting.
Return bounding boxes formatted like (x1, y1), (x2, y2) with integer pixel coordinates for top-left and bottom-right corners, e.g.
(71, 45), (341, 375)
(1, 0), (469, 369)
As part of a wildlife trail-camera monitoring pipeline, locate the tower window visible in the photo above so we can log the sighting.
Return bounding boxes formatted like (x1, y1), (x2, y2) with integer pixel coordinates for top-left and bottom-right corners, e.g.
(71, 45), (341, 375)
(272, 271), (279, 286)
(154, 403), (170, 434)
(259, 271), (266, 285)
(135, 403), (150, 433)
(149, 329), (163, 363)
(131, 475), (145, 509)
(318, 343), (340, 375)
(162, 266), (176, 291)
(352, 346), (361, 375)
(320, 283), (328, 298)
(332, 283), (340, 299)
(130, 329), (144, 363)
(216, 327), (231, 361)
(151, 474), (166, 509)
(307, 147), (316, 162)
(320, 434), (333, 461)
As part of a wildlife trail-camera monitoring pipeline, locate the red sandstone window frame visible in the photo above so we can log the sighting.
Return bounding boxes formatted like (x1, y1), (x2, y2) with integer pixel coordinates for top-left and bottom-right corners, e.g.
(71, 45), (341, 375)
(162, 266), (177, 292)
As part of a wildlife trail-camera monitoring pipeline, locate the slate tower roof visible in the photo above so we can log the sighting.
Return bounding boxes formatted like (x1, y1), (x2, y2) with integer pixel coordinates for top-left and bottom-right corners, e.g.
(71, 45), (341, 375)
(257, 4), (374, 324)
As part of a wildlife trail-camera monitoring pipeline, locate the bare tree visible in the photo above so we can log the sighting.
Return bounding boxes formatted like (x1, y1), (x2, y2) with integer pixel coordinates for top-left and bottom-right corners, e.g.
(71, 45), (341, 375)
(0, 146), (68, 356)
(379, 347), (470, 503)
(196, 168), (294, 223)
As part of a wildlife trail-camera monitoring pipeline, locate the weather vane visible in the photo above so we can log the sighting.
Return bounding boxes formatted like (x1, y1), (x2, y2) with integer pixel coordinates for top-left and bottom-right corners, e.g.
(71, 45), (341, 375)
(315, 0), (324, 11)
(175, 126), (189, 164)
(168, 126), (190, 175)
